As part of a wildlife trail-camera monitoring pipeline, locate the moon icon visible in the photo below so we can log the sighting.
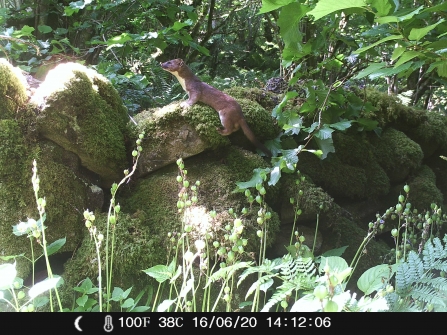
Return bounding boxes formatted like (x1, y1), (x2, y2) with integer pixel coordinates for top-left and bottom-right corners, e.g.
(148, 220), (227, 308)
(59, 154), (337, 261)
(75, 316), (83, 332)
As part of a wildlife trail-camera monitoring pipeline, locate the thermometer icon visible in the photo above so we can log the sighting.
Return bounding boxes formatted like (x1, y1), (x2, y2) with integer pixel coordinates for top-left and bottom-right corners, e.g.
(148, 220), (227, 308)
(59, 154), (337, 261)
(104, 315), (114, 332)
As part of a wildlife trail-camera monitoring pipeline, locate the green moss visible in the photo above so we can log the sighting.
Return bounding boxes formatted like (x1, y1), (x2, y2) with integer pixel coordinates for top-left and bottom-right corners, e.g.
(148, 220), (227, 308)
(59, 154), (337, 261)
(0, 59), (28, 119)
(225, 87), (280, 111)
(134, 102), (228, 150)
(362, 88), (427, 128)
(0, 128), (93, 278)
(426, 155), (447, 196)
(35, 64), (129, 184)
(237, 98), (278, 140)
(133, 97), (276, 154)
(121, 147), (280, 266)
(0, 120), (34, 276)
(410, 112), (447, 158)
(371, 128), (423, 182)
(408, 165), (443, 210)
(333, 132), (390, 198)
(298, 153), (368, 199)
(280, 173), (335, 217)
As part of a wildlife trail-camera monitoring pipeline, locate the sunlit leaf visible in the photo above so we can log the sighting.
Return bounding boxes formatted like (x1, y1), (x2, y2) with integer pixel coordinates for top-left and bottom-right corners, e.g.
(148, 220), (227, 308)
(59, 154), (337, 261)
(258, 0), (295, 14)
(307, 0), (366, 21)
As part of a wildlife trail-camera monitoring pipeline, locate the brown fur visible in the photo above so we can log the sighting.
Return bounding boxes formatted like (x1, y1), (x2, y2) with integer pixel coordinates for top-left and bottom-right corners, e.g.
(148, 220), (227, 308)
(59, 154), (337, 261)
(161, 58), (271, 157)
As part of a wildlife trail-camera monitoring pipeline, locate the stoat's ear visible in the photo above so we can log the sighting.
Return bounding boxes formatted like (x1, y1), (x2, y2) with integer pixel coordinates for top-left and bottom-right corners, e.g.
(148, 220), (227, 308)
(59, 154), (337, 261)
(179, 59), (184, 67)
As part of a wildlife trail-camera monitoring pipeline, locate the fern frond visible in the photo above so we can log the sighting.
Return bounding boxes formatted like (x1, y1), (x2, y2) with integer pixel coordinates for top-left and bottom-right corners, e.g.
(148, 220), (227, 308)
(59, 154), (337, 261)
(244, 274), (275, 300)
(261, 281), (296, 312)
(393, 236), (447, 311)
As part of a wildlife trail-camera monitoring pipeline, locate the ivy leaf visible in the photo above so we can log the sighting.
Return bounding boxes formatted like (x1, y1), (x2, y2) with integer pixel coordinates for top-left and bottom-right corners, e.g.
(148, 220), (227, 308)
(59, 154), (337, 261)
(307, 0), (366, 21)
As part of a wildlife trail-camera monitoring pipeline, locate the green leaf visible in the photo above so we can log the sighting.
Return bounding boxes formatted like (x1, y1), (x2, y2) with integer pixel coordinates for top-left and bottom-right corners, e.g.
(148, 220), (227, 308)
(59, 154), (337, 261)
(172, 22), (190, 31)
(435, 62), (447, 78)
(38, 25), (53, 34)
(356, 118), (379, 131)
(354, 35), (403, 54)
(234, 168), (270, 192)
(375, 6), (424, 23)
(46, 237), (66, 256)
(307, 0), (367, 21)
(12, 25), (35, 38)
(353, 62), (387, 79)
(319, 256), (349, 273)
(321, 246), (348, 257)
(393, 50), (423, 68)
(371, 0), (393, 16)
(357, 264), (393, 295)
(368, 61), (412, 79)
(106, 33), (133, 49)
(143, 265), (172, 283)
(313, 136), (335, 159)
(428, 61), (447, 78)
(258, 0), (295, 14)
(329, 120), (352, 131)
(111, 287), (124, 301)
(391, 46), (406, 61)
(76, 295), (88, 307)
(314, 126), (334, 140)
(33, 296), (49, 308)
(121, 298), (134, 309)
(278, 3), (309, 48)
(408, 20), (445, 41)
(0, 262), (16, 290)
